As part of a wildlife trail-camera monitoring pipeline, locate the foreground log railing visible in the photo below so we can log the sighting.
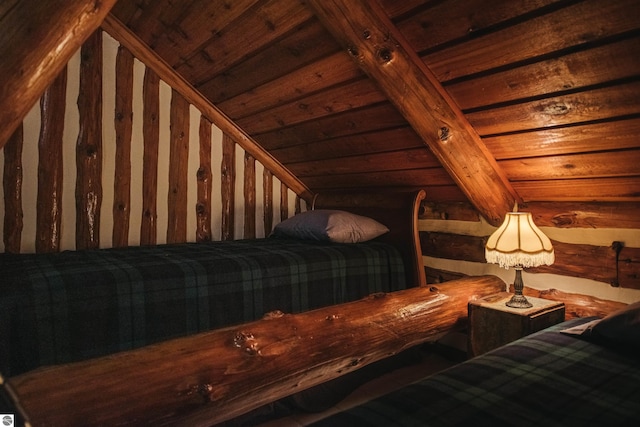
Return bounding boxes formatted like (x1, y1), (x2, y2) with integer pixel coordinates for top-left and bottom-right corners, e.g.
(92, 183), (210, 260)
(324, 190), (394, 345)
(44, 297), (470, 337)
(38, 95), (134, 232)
(4, 276), (504, 426)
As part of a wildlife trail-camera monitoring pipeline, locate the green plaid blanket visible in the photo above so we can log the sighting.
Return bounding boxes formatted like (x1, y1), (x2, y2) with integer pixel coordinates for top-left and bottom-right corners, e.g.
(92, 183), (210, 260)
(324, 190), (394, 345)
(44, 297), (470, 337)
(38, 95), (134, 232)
(0, 238), (406, 376)
(311, 318), (640, 426)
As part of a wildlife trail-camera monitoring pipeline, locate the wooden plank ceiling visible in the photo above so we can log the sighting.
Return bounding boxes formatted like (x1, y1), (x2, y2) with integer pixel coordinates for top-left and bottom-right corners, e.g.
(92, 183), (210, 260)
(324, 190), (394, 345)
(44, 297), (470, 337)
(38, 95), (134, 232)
(48, 0), (640, 221)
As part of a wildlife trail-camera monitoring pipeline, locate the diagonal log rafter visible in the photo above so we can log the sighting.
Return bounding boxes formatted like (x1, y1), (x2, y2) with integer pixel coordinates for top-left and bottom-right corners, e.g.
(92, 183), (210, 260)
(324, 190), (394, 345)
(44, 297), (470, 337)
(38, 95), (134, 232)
(0, 0), (118, 150)
(306, 0), (517, 225)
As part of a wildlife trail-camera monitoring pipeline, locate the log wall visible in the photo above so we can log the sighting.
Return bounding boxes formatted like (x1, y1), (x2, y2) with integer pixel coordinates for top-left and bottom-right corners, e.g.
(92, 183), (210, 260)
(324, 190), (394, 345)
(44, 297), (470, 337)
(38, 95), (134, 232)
(0, 31), (303, 254)
(420, 201), (640, 300)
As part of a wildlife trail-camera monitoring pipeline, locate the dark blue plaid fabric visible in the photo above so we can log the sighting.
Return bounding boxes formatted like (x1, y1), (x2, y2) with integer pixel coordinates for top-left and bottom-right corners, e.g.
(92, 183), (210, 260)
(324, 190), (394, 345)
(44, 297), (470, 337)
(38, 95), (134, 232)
(311, 318), (640, 426)
(0, 238), (406, 376)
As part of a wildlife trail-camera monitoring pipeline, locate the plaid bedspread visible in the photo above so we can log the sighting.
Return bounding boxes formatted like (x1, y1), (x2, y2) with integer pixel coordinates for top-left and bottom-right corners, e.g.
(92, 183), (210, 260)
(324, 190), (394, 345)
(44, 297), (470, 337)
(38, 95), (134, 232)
(311, 318), (640, 426)
(0, 238), (406, 376)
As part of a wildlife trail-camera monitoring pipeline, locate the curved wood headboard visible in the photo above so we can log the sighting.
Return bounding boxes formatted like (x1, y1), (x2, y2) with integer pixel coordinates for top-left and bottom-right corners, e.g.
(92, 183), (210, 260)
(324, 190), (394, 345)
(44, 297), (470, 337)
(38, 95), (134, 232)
(312, 189), (426, 288)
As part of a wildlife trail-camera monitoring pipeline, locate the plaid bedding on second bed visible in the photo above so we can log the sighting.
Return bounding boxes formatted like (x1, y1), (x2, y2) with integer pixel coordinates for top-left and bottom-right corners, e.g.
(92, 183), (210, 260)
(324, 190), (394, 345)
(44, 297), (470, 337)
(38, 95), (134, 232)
(0, 238), (406, 376)
(311, 318), (640, 427)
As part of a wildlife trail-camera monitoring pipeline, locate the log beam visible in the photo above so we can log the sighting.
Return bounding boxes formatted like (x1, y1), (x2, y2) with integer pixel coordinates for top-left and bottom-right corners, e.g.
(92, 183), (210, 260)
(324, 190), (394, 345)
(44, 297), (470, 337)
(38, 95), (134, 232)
(0, 0), (117, 149)
(306, 0), (517, 225)
(7, 276), (504, 426)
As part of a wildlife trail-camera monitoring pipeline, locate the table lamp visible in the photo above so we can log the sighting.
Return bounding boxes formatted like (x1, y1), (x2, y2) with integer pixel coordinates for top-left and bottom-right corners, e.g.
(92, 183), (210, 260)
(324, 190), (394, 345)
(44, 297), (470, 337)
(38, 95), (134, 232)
(485, 212), (554, 308)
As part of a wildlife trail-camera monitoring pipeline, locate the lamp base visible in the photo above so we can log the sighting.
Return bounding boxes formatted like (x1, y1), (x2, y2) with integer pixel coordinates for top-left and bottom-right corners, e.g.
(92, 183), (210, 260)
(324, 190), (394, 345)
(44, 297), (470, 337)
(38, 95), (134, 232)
(505, 268), (533, 308)
(505, 294), (533, 308)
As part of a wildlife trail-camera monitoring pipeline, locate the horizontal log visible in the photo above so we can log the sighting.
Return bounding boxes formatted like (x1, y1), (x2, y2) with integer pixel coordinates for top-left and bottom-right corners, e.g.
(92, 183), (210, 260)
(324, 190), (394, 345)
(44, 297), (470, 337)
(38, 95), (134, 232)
(531, 240), (617, 285)
(425, 266), (467, 285)
(420, 201), (480, 222)
(7, 276), (504, 426)
(424, 269), (628, 319)
(616, 244), (640, 290)
(523, 287), (628, 319)
(420, 199), (640, 229)
(421, 231), (639, 287)
(525, 201), (640, 230)
(421, 231), (486, 263)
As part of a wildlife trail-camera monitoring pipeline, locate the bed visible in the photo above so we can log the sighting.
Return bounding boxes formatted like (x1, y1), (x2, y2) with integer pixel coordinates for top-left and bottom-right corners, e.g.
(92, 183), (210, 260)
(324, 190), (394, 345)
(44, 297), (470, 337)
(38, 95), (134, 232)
(0, 189), (426, 377)
(309, 303), (640, 426)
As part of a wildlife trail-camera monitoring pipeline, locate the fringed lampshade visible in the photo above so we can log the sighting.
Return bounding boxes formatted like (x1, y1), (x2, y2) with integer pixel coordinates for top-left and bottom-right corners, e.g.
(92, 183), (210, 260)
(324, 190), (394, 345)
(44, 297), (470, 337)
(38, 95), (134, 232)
(485, 212), (554, 308)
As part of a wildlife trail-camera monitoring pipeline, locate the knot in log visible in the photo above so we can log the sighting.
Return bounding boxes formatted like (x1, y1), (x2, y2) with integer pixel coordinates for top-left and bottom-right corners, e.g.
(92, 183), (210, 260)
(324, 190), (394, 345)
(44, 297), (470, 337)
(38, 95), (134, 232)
(263, 310), (285, 319)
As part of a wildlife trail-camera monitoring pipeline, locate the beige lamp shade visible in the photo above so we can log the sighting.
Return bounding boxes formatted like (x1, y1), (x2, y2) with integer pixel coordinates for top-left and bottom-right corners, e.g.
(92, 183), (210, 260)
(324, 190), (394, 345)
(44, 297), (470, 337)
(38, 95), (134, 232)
(485, 212), (554, 269)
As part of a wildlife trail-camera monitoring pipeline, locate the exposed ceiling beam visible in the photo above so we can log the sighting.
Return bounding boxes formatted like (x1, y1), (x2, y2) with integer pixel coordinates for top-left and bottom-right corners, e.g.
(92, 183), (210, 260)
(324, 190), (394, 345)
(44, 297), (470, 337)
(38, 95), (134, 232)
(101, 15), (313, 202)
(306, 0), (518, 225)
(0, 0), (117, 150)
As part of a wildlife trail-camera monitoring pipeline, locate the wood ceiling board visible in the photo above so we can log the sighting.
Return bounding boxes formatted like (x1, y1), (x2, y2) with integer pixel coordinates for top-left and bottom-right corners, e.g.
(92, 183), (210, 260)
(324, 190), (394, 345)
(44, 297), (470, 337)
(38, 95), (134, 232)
(272, 127), (425, 163)
(394, 0), (564, 54)
(483, 118), (640, 160)
(109, 0), (152, 28)
(0, 0), (19, 19)
(112, 0), (198, 50)
(237, 78), (387, 134)
(469, 81), (640, 136)
(219, 51), (362, 119)
(253, 103), (407, 150)
(499, 150), (640, 181)
(156, 0), (259, 67)
(288, 147), (442, 176)
(377, 0), (428, 19)
(302, 167), (456, 189)
(447, 36), (640, 111)
(512, 177), (640, 202)
(176, 0), (313, 85)
(307, 0), (517, 225)
(197, 18), (341, 104)
(424, 0), (640, 83)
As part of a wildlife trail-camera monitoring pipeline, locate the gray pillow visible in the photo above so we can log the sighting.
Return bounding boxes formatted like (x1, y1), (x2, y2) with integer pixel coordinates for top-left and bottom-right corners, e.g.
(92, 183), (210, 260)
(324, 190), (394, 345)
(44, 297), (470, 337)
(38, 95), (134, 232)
(271, 210), (389, 243)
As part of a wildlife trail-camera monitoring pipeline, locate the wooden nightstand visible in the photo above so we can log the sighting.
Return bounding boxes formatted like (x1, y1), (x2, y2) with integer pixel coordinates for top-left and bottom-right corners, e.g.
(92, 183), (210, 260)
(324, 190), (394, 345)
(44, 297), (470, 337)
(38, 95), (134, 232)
(468, 292), (565, 357)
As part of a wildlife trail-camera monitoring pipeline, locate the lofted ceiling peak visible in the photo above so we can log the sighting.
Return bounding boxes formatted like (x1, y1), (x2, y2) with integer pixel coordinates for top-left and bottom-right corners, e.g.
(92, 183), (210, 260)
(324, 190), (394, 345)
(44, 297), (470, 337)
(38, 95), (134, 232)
(2, 0), (639, 223)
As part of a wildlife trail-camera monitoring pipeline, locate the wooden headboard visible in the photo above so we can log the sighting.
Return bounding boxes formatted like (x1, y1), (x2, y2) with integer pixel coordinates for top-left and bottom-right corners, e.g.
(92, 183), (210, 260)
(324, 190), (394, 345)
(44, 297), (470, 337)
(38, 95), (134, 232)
(312, 189), (427, 287)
